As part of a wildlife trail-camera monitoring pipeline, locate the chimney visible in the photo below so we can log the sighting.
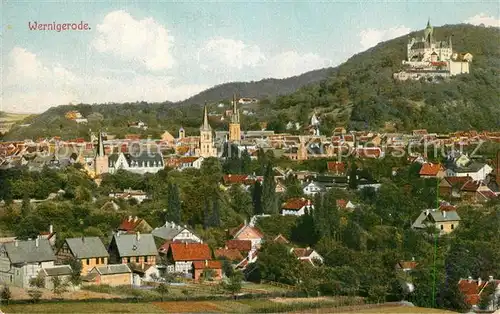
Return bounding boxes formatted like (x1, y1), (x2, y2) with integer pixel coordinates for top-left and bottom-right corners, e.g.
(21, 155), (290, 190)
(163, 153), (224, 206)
(171, 222), (175, 228)
(468, 276), (473, 283)
(49, 225), (53, 234)
(185, 242), (188, 247)
(134, 216), (138, 223)
(442, 211), (446, 218)
(411, 257), (415, 261)
(136, 231), (140, 241)
(14, 240), (18, 247)
(142, 263), (144, 270)
(478, 278), (482, 286)
(425, 209), (430, 216)
(489, 275), (494, 282)
(244, 219), (247, 226)
(35, 237), (39, 247)
(128, 215), (132, 222)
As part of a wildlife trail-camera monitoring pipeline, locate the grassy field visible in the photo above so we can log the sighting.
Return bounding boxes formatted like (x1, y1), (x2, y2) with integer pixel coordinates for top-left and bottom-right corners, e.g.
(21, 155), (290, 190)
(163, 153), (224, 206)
(0, 112), (34, 133)
(1, 296), (365, 313)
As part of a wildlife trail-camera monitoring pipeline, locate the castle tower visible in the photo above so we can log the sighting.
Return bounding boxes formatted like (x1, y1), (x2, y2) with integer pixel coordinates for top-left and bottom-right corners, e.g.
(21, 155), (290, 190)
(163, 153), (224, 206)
(94, 131), (109, 176)
(198, 105), (217, 158)
(228, 94), (241, 142)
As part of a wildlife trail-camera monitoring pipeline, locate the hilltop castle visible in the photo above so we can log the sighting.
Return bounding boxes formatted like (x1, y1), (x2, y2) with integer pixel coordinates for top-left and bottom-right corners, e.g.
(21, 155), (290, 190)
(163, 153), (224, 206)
(393, 19), (473, 81)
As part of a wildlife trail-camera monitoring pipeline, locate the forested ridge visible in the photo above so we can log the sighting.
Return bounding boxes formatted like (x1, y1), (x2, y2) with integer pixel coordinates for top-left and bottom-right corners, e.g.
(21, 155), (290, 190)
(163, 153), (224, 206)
(2, 24), (499, 141)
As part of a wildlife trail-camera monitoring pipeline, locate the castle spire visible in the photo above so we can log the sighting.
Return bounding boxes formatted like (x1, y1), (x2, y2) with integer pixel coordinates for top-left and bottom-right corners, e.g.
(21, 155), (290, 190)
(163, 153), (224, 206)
(427, 18), (431, 28)
(201, 103), (211, 131)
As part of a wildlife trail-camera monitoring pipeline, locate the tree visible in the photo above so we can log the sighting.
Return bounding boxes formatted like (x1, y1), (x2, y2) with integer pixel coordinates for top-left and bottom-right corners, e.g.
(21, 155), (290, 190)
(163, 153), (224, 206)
(166, 183), (182, 223)
(64, 256), (82, 286)
(1, 286), (11, 304)
(261, 163), (278, 215)
(251, 181), (263, 215)
(51, 276), (68, 296)
(348, 161), (358, 190)
(210, 195), (221, 228)
(21, 192), (32, 217)
(201, 269), (216, 282)
(256, 242), (299, 285)
(156, 283), (169, 301)
(28, 274), (45, 303)
(223, 271), (244, 296)
(228, 185), (253, 219)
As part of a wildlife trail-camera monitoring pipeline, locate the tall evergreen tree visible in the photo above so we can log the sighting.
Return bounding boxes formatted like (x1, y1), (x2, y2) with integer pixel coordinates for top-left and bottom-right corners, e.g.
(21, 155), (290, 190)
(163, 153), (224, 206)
(252, 181), (263, 215)
(21, 192), (31, 217)
(203, 196), (210, 230)
(262, 163), (278, 215)
(348, 161), (359, 190)
(210, 195), (221, 227)
(166, 183), (182, 223)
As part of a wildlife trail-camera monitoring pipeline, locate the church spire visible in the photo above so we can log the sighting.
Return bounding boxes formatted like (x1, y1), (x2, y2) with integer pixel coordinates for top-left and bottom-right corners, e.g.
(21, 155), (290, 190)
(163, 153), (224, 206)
(426, 18), (431, 28)
(201, 103), (211, 131)
(231, 94), (240, 124)
(96, 131), (105, 157)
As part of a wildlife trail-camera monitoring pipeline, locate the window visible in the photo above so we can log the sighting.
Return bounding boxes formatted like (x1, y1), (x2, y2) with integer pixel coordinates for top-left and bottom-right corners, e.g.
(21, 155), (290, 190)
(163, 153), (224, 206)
(127, 257), (131, 263)
(440, 225), (444, 230)
(101, 257), (105, 264)
(136, 257), (140, 263)
(451, 224), (454, 230)
(86, 259), (90, 265)
(145, 256), (148, 263)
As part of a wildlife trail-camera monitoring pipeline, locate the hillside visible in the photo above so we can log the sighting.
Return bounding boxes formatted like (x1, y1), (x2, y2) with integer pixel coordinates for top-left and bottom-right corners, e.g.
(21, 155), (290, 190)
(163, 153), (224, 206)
(2, 24), (499, 141)
(268, 24), (500, 133)
(174, 67), (334, 107)
(0, 112), (36, 135)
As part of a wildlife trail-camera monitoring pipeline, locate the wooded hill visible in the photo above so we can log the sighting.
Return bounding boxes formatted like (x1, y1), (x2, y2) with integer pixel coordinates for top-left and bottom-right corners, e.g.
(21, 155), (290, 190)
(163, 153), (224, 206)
(2, 24), (499, 141)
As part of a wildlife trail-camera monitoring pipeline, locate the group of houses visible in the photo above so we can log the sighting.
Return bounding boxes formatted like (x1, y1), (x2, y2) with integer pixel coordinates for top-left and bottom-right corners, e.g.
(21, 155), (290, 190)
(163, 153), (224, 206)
(0, 215), (323, 290)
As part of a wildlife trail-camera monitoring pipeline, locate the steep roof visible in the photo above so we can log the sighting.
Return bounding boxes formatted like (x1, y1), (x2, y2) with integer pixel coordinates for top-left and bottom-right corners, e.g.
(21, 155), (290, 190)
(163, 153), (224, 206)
(214, 248), (243, 261)
(65, 237), (109, 259)
(169, 243), (211, 261)
(226, 240), (252, 251)
(118, 216), (150, 232)
(2, 239), (56, 264)
(419, 163), (443, 176)
(291, 248), (315, 258)
(151, 223), (184, 240)
(112, 233), (157, 257)
(192, 260), (222, 270)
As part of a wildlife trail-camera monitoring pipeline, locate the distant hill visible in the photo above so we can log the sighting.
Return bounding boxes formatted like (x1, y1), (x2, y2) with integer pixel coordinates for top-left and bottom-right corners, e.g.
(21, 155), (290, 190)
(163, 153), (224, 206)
(0, 112), (36, 136)
(174, 68), (334, 106)
(267, 23), (500, 133)
(2, 23), (499, 141)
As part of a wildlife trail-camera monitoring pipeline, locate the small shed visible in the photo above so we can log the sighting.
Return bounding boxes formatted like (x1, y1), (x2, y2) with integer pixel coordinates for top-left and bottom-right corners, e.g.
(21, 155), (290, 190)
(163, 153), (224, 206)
(40, 265), (73, 290)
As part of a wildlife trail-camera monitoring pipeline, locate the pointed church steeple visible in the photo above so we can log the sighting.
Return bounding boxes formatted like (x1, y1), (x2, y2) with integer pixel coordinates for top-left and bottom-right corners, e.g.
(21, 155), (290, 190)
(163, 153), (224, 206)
(96, 131), (105, 157)
(231, 94), (240, 124)
(426, 18), (431, 28)
(201, 104), (211, 131)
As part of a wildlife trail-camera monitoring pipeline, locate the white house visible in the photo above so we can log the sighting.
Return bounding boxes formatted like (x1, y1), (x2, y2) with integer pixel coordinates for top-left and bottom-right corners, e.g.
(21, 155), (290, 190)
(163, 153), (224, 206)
(302, 181), (324, 196)
(109, 188), (149, 203)
(0, 238), (56, 288)
(445, 162), (493, 181)
(108, 151), (164, 175)
(290, 247), (324, 266)
(153, 221), (203, 246)
(178, 156), (204, 171)
(281, 198), (314, 216)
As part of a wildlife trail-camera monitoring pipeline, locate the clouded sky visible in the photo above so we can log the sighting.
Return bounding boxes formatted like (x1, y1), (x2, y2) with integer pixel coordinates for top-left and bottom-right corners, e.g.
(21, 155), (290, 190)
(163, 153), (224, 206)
(1, 1), (499, 113)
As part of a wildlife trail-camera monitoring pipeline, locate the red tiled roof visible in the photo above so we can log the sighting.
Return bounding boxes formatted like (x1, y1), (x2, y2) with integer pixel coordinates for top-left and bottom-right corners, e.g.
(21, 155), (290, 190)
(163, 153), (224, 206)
(458, 279), (489, 306)
(273, 234), (289, 244)
(327, 161), (345, 173)
(336, 199), (347, 209)
(169, 243), (211, 261)
(223, 174), (248, 185)
(397, 261), (418, 270)
(442, 176), (471, 186)
(292, 248), (314, 258)
(192, 260), (222, 270)
(461, 180), (483, 192)
(118, 217), (145, 231)
(215, 249), (243, 261)
(438, 204), (457, 212)
(179, 157), (198, 163)
(419, 163), (443, 176)
(282, 198), (311, 210)
(226, 240), (252, 251)
(356, 147), (382, 158)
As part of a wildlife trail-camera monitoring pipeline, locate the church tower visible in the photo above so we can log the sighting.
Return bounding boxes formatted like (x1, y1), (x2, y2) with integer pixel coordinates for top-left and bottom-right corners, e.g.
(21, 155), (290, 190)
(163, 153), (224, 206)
(198, 105), (217, 158)
(94, 131), (108, 176)
(424, 18), (434, 45)
(228, 94), (241, 143)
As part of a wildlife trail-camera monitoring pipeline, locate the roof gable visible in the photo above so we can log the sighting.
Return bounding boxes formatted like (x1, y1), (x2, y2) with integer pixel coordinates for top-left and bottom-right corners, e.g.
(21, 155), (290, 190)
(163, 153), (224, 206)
(112, 233), (157, 257)
(169, 243), (211, 261)
(64, 237), (109, 259)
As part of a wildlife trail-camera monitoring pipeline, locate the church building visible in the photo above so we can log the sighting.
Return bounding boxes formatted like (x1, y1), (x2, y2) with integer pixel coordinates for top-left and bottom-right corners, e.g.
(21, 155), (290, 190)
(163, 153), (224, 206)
(228, 94), (241, 143)
(195, 105), (217, 158)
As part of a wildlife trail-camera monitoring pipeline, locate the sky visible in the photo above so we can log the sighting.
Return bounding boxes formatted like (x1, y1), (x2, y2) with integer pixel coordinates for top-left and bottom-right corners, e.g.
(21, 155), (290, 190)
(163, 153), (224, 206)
(1, 1), (499, 113)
